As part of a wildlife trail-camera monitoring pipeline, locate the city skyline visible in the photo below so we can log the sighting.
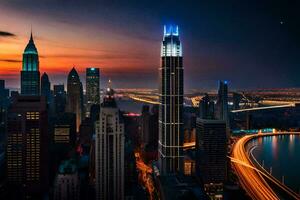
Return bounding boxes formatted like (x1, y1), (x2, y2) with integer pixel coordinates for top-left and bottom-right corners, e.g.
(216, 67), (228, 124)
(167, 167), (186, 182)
(0, 0), (299, 89)
(2, 1), (300, 200)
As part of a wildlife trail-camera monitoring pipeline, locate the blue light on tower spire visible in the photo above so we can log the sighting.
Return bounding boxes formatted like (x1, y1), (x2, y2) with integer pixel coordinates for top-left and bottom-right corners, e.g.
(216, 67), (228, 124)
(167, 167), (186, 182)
(164, 25), (179, 36)
(161, 24), (182, 57)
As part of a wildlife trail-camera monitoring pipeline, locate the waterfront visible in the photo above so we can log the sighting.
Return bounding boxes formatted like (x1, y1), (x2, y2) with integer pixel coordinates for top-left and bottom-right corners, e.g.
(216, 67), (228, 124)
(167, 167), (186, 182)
(249, 135), (300, 193)
(116, 97), (153, 113)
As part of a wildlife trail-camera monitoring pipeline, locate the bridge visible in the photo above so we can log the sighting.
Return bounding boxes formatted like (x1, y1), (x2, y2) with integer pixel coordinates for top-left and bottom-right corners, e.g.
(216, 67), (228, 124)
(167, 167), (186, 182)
(231, 132), (300, 200)
(231, 103), (296, 113)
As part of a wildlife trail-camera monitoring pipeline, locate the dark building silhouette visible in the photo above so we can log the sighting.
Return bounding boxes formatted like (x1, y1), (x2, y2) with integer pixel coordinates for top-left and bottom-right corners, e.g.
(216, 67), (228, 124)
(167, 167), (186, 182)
(86, 68), (100, 117)
(149, 105), (159, 149)
(158, 25), (184, 175)
(53, 159), (80, 200)
(66, 67), (84, 132)
(53, 84), (66, 115)
(41, 72), (51, 103)
(140, 105), (159, 151)
(21, 32), (40, 95)
(141, 105), (151, 145)
(6, 96), (48, 198)
(79, 117), (93, 146)
(0, 80), (9, 149)
(232, 92), (242, 110)
(53, 113), (76, 146)
(90, 104), (100, 124)
(196, 118), (227, 186)
(199, 93), (215, 119)
(216, 81), (229, 126)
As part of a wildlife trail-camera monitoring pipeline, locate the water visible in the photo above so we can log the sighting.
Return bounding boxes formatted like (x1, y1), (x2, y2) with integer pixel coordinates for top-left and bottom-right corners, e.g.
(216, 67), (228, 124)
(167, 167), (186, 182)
(116, 98), (153, 114)
(248, 135), (300, 193)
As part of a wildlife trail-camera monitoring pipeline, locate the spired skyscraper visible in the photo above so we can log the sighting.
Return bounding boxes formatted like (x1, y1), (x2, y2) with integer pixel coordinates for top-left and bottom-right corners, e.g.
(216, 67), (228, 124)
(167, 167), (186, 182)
(158, 25), (184, 174)
(66, 67), (84, 132)
(21, 32), (40, 95)
(95, 85), (124, 200)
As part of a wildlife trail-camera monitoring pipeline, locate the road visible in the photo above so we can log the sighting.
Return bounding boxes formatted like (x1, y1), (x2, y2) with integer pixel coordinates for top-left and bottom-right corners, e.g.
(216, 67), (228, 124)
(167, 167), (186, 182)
(134, 151), (156, 200)
(231, 132), (300, 200)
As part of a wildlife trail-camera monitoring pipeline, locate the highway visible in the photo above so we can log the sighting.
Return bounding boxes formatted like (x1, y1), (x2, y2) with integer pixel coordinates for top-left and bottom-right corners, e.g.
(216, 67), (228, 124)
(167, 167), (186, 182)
(231, 104), (295, 113)
(231, 132), (300, 200)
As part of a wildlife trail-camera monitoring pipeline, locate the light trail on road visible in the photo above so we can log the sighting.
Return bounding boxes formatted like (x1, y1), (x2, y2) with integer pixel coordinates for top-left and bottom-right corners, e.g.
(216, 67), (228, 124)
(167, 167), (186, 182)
(128, 95), (160, 105)
(134, 151), (156, 200)
(231, 132), (300, 200)
(231, 104), (295, 113)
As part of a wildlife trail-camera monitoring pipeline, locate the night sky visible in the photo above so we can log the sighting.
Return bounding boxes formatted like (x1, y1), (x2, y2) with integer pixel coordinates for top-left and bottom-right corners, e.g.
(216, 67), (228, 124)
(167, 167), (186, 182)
(0, 0), (299, 90)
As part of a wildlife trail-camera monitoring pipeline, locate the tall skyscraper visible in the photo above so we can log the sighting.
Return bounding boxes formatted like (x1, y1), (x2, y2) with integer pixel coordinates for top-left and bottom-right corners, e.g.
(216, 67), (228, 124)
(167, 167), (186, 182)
(95, 86), (124, 200)
(158, 25), (184, 174)
(216, 81), (229, 126)
(196, 118), (227, 195)
(86, 67), (100, 117)
(6, 96), (48, 198)
(41, 72), (51, 103)
(21, 32), (40, 95)
(66, 67), (84, 131)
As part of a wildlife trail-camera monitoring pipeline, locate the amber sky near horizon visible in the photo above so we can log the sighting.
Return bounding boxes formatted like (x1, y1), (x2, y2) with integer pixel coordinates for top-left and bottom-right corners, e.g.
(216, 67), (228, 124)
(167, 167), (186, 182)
(0, 0), (299, 89)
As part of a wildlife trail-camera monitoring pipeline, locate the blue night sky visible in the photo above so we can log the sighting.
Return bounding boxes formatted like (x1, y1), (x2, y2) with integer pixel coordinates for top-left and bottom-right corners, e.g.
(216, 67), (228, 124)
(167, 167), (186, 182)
(0, 0), (299, 89)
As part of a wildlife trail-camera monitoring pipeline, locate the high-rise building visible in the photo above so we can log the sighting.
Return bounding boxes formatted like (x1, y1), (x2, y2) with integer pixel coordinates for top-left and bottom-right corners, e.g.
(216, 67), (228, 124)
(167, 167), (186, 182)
(199, 93), (215, 119)
(196, 118), (227, 185)
(41, 72), (51, 103)
(6, 96), (48, 198)
(86, 68), (100, 117)
(66, 67), (84, 131)
(53, 160), (80, 200)
(216, 81), (229, 126)
(21, 32), (40, 95)
(158, 25), (184, 174)
(95, 86), (124, 200)
(54, 84), (66, 114)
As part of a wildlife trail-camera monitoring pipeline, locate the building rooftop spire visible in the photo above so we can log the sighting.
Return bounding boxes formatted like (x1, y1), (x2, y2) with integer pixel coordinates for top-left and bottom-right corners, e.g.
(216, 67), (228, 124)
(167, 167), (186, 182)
(24, 29), (37, 54)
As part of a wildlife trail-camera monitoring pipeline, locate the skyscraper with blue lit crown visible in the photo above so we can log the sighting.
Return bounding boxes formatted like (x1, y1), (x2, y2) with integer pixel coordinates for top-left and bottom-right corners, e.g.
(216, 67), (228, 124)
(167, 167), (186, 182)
(158, 25), (184, 174)
(21, 32), (40, 95)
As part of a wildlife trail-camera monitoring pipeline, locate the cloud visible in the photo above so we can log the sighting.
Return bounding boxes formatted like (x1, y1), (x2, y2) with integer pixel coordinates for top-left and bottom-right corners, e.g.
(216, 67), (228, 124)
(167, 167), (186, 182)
(0, 59), (21, 63)
(0, 31), (16, 37)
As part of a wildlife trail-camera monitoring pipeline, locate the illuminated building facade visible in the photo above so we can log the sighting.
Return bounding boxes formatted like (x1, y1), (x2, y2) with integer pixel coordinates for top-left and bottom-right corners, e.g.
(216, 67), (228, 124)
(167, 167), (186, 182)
(158, 25), (184, 174)
(66, 67), (84, 131)
(21, 33), (40, 95)
(86, 67), (100, 117)
(95, 86), (124, 200)
(6, 96), (48, 198)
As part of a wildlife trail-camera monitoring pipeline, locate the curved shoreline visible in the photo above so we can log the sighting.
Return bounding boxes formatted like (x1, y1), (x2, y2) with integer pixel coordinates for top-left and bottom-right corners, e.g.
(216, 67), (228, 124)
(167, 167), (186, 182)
(231, 132), (300, 200)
